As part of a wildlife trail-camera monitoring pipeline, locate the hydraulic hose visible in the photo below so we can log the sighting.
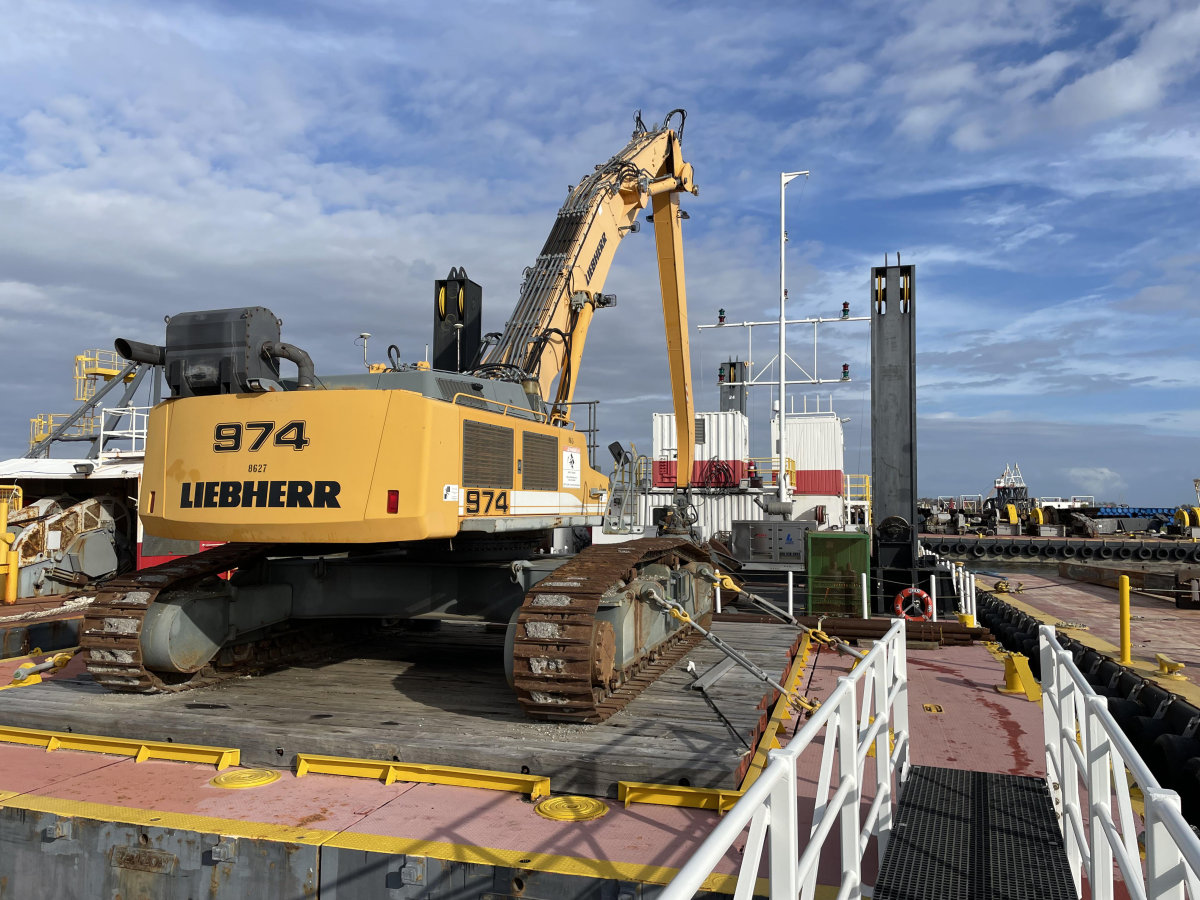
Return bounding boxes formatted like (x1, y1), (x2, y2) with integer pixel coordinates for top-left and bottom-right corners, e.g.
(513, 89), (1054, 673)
(260, 341), (316, 390)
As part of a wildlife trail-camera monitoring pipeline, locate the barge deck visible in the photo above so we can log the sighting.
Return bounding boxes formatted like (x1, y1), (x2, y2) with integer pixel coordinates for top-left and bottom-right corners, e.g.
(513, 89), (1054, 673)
(0, 622), (802, 796)
(0, 627), (1044, 899)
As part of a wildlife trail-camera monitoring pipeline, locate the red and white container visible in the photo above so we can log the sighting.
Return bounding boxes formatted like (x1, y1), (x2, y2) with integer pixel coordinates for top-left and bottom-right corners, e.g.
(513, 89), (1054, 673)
(776, 413), (844, 495)
(652, 411), (750, 488)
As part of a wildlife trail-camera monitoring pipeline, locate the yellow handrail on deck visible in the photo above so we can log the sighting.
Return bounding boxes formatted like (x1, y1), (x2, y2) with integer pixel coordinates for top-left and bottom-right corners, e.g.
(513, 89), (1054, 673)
(29, 413), (99, 448)
(747, 457), (796, 488)
(74, 349), (133, 402)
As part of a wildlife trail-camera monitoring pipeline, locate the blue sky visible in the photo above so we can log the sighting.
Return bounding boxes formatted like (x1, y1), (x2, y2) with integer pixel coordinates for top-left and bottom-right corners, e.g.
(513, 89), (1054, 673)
(1, 0), (1198, 504)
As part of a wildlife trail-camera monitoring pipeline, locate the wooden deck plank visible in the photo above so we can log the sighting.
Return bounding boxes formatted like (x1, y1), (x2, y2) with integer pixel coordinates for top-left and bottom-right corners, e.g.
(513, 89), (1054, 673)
(0, 621), (797, 794)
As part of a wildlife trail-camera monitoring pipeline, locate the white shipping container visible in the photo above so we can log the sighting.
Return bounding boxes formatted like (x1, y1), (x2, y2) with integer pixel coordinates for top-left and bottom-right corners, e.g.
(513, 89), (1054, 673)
(770, 414), (844, 472)
(652, 410), (750, 462)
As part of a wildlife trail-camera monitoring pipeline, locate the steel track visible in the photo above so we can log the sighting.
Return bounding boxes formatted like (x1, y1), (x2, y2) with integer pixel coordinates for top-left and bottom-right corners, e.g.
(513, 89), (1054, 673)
(80, 542), (292, 693)
(512, 536), (712, 723)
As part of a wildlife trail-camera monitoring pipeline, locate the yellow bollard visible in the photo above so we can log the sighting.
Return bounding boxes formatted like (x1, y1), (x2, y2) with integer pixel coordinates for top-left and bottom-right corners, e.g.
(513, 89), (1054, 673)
(1119, 574), (1131, 665)
(4, 550), (16, 604)
(995, 653), (1042, 702)
(0, 499), (15, 605)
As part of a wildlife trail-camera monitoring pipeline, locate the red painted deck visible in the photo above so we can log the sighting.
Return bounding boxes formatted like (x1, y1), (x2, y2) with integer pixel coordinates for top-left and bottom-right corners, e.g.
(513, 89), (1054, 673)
(0, 624), (1042, 893)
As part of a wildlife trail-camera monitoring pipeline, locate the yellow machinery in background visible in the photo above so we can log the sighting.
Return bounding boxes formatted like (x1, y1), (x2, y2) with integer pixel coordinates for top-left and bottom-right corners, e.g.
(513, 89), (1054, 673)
(28, 351), (136, 448)
(82, 110), (717, 722)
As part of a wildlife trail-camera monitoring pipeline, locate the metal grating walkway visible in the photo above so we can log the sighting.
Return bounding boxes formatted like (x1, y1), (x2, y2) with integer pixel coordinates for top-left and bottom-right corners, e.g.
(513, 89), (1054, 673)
(875, 766), (1076, 900)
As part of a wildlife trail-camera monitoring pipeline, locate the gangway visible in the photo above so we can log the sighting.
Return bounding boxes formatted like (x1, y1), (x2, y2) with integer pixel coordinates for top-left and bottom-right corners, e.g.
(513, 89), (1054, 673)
(660, 604), (1200, 899)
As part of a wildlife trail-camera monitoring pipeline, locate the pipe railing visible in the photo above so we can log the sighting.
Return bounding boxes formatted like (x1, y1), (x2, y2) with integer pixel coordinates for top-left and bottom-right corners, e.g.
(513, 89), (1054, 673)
(660, 619), (910, 900)
(919, 549), (977, 623)
(1041, 626), (1200, 900)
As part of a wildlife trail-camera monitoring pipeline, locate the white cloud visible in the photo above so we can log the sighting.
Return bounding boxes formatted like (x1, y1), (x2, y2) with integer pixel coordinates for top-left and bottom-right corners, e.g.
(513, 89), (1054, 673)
(0, 0), (1197, 476)
(817, 63), (872, 96)
(1062, 466), (1127, 496)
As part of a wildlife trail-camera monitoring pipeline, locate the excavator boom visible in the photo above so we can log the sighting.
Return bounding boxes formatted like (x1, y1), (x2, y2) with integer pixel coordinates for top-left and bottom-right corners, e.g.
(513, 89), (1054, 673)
(478, 110), (698, 488)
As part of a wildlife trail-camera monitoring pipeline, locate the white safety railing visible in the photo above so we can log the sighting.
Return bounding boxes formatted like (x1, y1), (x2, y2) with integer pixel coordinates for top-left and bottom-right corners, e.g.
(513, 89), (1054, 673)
(660, 619), (910, 900)
(917, 549), (976, 623)
(98, 406), (151, 458)
(1041, 626), (1200, 900)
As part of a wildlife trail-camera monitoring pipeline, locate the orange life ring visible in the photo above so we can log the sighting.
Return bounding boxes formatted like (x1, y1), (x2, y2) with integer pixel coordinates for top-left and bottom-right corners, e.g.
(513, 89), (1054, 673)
(894, 587), (933, 621)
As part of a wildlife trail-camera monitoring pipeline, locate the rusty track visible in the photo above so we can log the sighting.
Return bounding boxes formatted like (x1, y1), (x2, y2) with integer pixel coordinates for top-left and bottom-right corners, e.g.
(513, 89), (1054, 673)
(512, 536), (712, 723)
(81, 542), (285, 693)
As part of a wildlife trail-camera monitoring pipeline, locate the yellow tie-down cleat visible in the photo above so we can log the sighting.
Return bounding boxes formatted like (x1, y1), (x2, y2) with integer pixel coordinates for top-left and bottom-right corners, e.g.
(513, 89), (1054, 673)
(0, 649), (76, 691)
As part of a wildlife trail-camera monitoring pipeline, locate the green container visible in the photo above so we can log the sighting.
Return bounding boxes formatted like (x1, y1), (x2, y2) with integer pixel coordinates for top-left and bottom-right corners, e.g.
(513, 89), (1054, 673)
(805, 531), (870, 617)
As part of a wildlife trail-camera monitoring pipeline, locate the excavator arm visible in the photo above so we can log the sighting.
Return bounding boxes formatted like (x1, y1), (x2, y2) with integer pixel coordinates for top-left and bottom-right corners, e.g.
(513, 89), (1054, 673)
(477, 110), (698, 488)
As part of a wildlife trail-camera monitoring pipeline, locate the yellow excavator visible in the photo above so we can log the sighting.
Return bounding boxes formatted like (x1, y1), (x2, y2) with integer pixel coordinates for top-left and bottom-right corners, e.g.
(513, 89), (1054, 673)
(82, 110), (715, 722)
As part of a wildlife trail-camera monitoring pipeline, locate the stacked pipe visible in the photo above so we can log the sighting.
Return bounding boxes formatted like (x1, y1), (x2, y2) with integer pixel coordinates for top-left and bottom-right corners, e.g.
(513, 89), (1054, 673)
(979, 592), (1200, 827)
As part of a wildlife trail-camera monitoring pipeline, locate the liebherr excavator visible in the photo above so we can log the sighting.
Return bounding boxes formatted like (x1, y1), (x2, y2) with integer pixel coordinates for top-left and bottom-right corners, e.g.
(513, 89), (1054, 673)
(83, 110), (710, 722)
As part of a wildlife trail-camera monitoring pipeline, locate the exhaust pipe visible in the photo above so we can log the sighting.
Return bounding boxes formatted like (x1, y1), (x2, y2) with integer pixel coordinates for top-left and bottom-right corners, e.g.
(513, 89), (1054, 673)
(260, 341), (316, 390)
(114, 338), (166, 366)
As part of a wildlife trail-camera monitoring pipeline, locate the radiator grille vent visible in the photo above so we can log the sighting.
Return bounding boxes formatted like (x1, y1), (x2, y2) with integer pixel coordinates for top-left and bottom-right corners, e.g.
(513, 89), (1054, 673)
(463, 420), (514, 489)
(695, 417), (707, 445)
(438, 378), (487, 408)
(522, 431), (558, 491)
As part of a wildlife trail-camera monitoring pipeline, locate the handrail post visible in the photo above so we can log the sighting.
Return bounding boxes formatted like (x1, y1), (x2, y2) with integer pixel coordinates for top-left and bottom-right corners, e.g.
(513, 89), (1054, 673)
(892, 619), (910, 782)
(1087, 697), (1114, 900)
(1144, 789), (1187, 900)
(1058, 646), (1083, 895)
(837, 678), (863, 899)
(1040, 627), (1063, 830)
(767, 749), (799, 900)
(873, 634), (893, 864)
